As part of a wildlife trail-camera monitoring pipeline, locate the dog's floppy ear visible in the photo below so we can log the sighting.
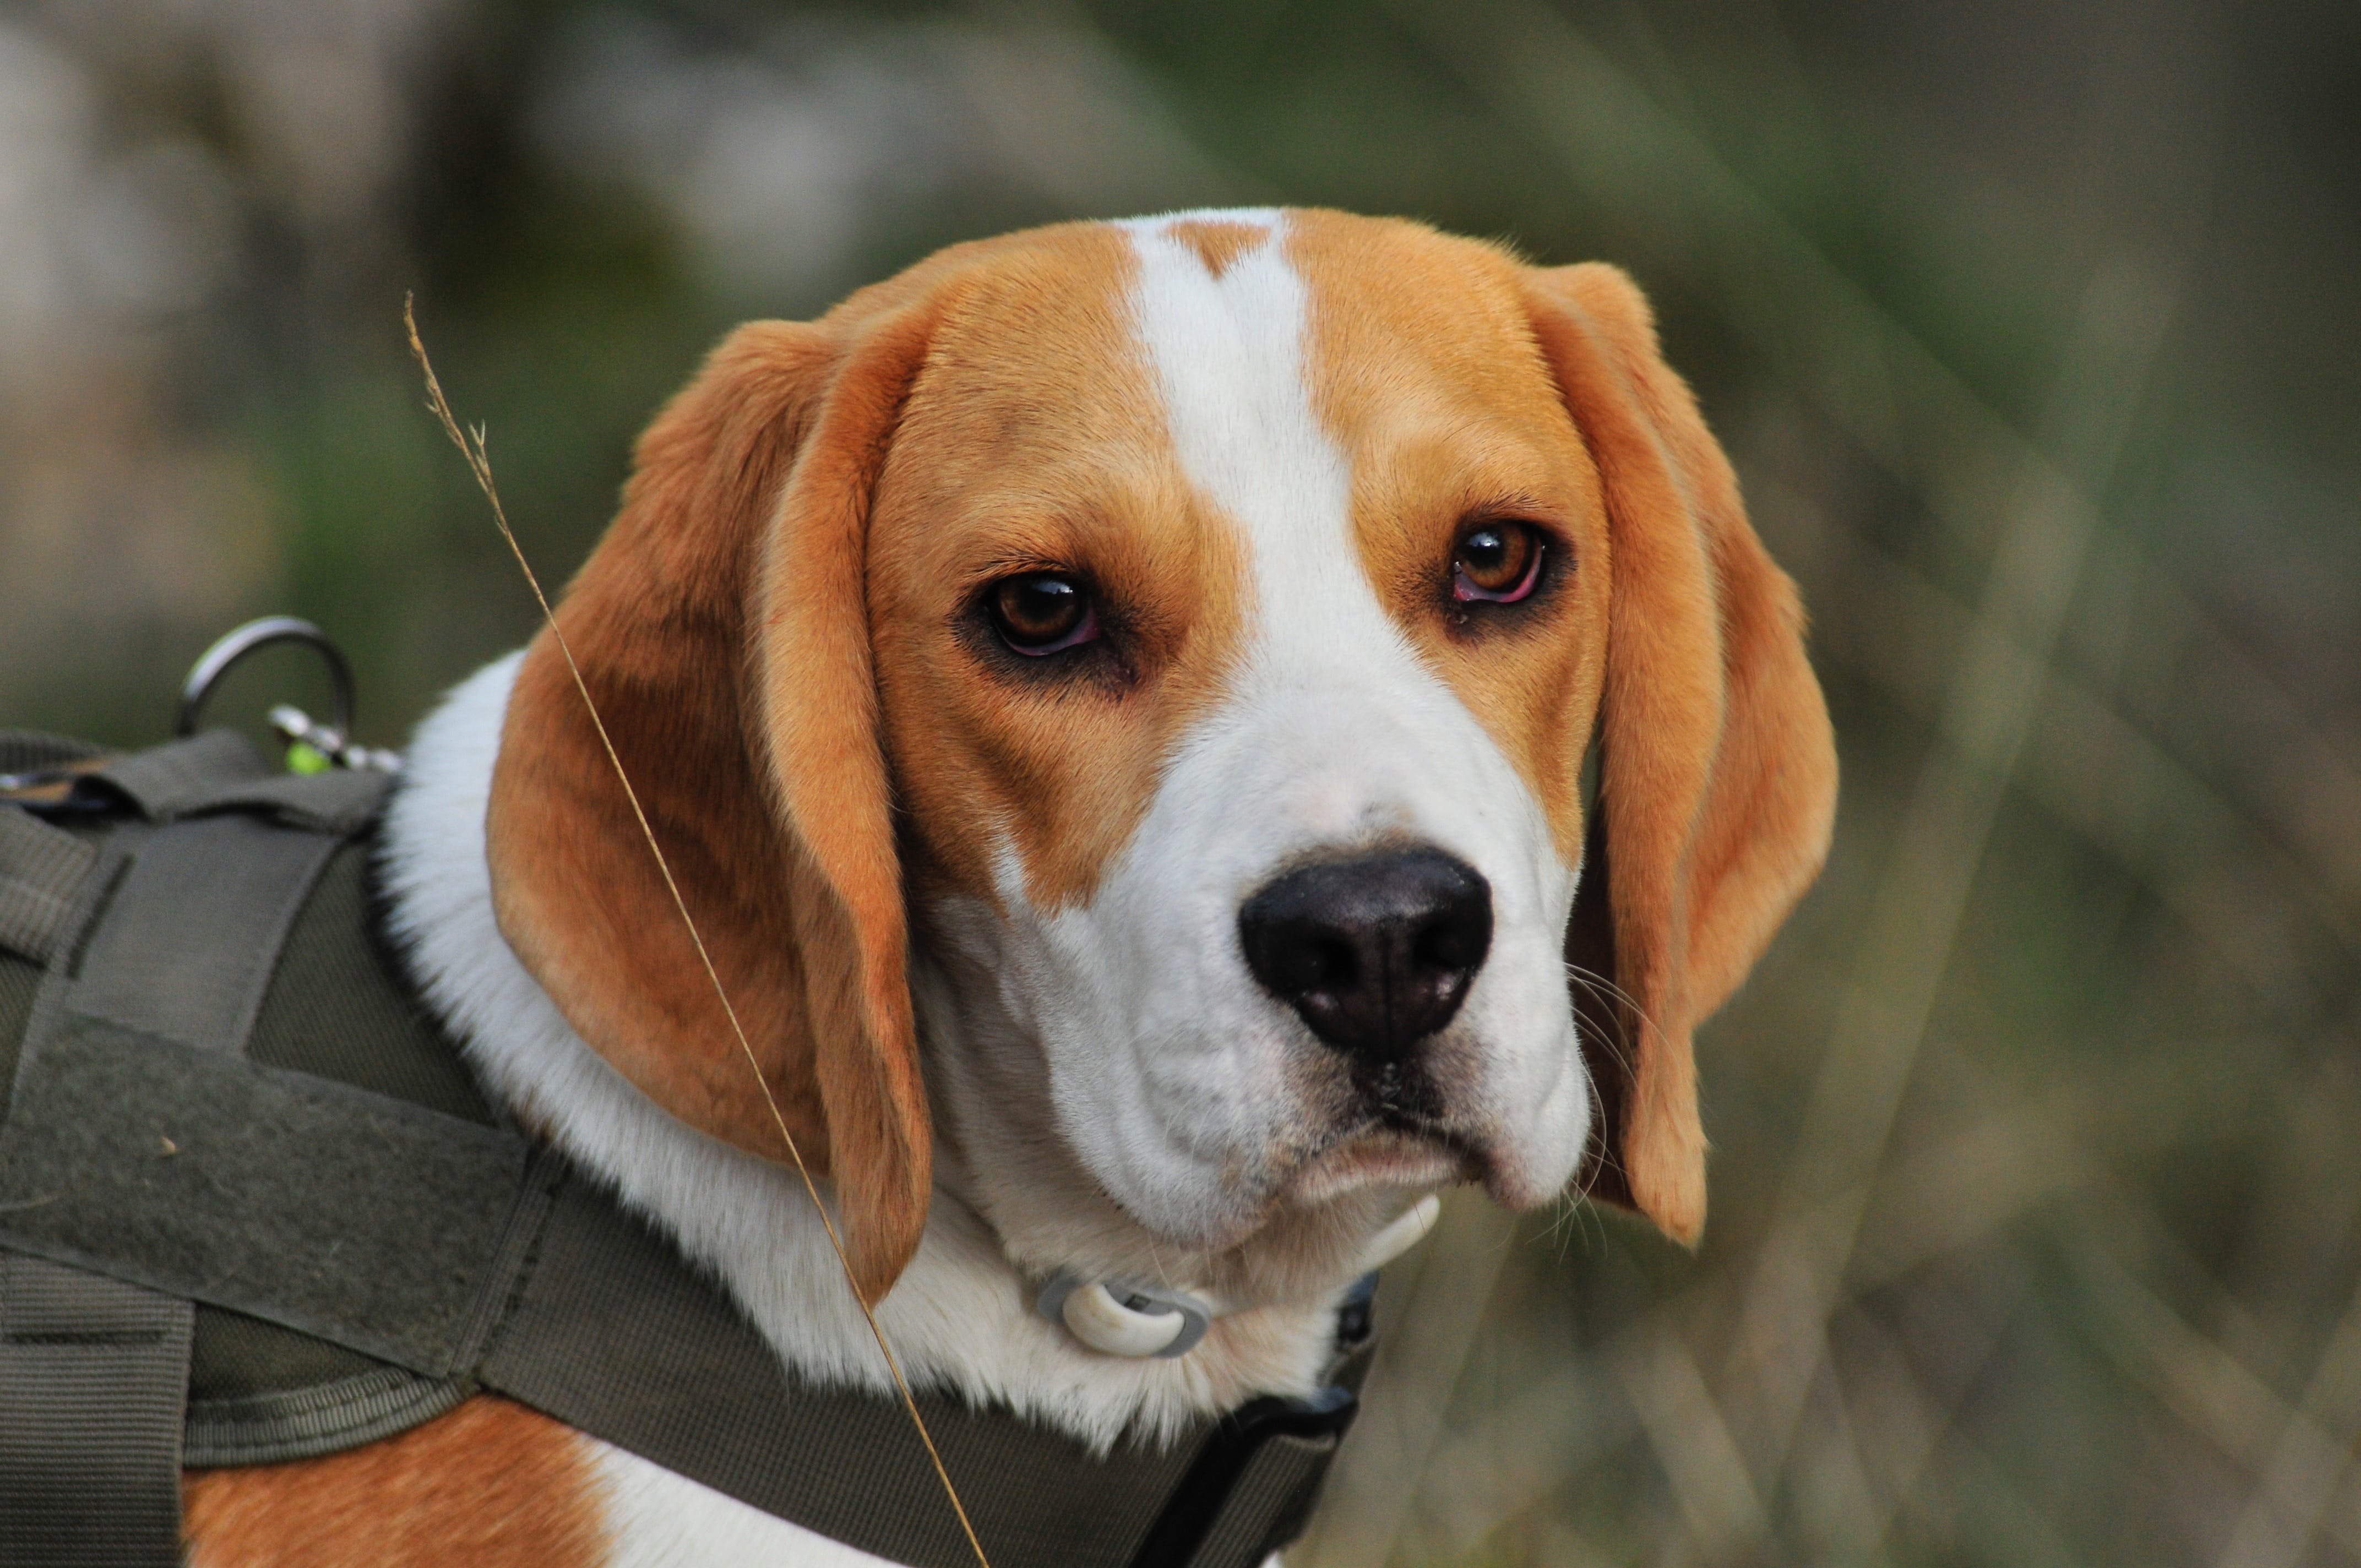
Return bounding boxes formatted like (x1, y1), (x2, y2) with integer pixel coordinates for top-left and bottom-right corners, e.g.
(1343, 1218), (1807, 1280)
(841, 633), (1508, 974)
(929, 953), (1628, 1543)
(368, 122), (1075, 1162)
(1524, 263), (1837, 1245)
(488, 301), (940, 1302)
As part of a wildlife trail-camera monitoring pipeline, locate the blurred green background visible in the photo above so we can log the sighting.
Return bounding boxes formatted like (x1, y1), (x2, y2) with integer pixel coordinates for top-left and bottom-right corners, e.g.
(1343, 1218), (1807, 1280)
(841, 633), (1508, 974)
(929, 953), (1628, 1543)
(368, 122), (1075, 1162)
(3, 1), (2358, 1563)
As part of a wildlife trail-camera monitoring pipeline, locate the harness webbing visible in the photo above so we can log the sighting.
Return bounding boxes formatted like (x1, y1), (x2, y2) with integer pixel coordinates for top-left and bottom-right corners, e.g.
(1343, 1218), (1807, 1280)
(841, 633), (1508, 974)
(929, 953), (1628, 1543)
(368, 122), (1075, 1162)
(0, 743), (351, 1568)
(0, 731), (1365, 1567)
(0, 810), (92, 965)
(0, 1255), (191, 1566)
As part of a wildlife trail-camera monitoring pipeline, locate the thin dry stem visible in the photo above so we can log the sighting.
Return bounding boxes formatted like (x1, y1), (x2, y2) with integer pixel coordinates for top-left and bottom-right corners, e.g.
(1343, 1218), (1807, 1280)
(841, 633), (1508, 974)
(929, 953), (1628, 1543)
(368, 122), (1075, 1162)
(404, 295), (991, 1568)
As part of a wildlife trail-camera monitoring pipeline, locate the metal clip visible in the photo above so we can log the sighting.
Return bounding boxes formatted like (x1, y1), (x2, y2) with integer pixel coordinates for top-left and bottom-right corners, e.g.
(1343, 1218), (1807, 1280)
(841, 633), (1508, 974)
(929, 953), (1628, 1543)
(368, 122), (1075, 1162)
(175, 617), (400, 772)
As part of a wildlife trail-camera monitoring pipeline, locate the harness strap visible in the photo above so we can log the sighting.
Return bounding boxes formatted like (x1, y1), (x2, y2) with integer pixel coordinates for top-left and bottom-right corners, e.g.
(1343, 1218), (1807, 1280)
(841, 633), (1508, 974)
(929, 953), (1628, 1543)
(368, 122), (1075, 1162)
(478, 1175), (1361, 1568)
(0, 742), (380, 1565)
(0, 810), (93, 965)
(73, 730), (389, 837)
(0, 822), (194, 1567)
(1128, 1384), (1359, 1568)
(73, 812), (343, 1052)
(83, 731), (271, 821)
(0, 1254), (193, 1567)
(0, 767), (533, 1383)
(0, 732), (102, 783)
(0, 749), (1361, 1567)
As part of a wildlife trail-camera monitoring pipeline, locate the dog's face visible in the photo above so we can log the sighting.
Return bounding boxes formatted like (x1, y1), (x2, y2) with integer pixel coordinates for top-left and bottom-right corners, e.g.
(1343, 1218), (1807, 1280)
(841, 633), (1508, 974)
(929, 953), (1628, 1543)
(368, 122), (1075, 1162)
(869, 214), (1607, 1250)
(487, 209), (1836, 1300)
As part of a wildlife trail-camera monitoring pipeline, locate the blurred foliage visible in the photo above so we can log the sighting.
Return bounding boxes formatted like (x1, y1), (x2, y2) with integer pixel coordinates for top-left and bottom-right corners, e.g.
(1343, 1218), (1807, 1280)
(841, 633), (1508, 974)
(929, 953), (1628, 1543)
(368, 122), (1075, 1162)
(3, 1), (2358, 1563)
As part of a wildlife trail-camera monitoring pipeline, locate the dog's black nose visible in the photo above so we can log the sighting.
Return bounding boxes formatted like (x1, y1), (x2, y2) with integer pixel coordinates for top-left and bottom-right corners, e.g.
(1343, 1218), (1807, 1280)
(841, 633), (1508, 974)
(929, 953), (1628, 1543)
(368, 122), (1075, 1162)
(1238, 847), (1493, 1061)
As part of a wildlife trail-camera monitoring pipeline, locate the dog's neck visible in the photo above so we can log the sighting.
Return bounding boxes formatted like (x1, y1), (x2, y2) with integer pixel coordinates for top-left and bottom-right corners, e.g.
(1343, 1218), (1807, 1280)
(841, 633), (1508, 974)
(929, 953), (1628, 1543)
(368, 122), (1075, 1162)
(378, 652), (1353, 1449)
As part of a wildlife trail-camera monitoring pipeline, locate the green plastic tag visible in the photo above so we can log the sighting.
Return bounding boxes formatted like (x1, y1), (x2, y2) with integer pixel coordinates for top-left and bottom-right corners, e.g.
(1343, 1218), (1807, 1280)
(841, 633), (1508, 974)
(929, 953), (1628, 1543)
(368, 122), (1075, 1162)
(286, 741), (333, 775)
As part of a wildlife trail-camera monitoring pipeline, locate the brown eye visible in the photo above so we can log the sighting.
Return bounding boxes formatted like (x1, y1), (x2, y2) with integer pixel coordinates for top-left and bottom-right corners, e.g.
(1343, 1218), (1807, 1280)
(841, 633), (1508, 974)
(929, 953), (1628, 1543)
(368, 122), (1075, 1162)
(989, 572), (1098, 655)
(1452, 521), (1544, 604)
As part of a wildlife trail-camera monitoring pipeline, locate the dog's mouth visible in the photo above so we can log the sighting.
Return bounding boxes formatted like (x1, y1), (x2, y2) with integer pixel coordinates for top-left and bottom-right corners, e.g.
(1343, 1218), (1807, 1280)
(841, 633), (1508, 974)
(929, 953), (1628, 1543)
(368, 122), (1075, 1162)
(1284, 1119), (1464, 1204)
(1258, 1046), (1497, 1206)
(1279, 1113), (1485, 1207)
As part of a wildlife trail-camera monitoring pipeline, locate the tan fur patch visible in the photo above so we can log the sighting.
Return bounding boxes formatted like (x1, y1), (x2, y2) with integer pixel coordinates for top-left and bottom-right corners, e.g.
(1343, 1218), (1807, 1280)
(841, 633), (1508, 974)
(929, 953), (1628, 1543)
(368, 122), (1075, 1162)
(183, 1397), (605, 1568)
(1286, 211), (1836, 1246)
(1285, 210), (1611, 870)
(1164, 218), (1267, 279)
(868, 227), (1251, 917)
(488, 269), (955, 1297)
(1525, 259), (1836, 1240)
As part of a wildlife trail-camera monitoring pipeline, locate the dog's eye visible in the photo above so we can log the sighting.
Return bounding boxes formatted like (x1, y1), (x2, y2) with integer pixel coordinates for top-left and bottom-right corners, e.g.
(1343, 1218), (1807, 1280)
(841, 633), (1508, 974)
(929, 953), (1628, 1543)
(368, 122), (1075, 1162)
(1451, 521), (1544, 604)
(989, 573), (1099, 655)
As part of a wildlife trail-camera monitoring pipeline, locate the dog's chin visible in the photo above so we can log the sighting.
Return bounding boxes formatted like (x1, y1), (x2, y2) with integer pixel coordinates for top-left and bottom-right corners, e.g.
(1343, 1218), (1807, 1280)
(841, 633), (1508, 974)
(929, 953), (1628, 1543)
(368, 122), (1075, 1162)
(1279, 1115), (1582, 1217)
(1277, 1124), (1476, 1208)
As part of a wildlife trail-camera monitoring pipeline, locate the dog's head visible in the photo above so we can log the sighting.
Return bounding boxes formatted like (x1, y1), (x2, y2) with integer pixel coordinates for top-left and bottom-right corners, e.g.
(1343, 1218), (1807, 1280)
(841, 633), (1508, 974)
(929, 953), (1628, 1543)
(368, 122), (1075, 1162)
(485, 209), (1836, 1303)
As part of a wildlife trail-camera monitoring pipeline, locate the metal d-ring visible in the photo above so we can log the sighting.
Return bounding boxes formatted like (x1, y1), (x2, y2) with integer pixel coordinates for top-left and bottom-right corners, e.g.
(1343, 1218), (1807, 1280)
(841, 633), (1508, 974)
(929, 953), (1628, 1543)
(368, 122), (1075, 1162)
(176, 616), (356, 741)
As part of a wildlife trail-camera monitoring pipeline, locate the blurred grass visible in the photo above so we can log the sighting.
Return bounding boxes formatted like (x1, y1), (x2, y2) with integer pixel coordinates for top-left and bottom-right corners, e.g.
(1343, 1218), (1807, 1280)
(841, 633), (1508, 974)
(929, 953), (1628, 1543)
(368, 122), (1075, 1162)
(3, 1), (2358, 1562)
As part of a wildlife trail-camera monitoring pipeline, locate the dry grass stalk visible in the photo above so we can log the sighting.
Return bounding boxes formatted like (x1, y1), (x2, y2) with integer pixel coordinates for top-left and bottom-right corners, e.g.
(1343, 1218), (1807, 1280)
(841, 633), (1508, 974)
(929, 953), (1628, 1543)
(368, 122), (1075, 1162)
(402, 296), (992, 1568)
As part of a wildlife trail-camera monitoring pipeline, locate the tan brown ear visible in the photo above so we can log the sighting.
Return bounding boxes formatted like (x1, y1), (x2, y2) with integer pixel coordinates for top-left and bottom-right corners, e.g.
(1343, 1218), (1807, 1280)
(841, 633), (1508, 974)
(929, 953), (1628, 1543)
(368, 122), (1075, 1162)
(1526, 262), (1838, 1245)
(488, 303), (940, 1302)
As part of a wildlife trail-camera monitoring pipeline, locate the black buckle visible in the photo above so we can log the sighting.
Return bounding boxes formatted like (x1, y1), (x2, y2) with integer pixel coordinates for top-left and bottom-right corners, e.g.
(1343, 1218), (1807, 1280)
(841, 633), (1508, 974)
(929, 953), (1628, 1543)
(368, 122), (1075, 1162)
(1334, 1270), (1378, 1359)
(1126, 1382), (1361, 1568)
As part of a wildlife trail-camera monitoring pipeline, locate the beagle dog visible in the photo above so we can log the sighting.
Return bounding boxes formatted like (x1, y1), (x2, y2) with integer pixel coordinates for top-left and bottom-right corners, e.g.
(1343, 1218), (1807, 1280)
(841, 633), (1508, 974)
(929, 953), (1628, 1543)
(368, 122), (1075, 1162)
(180, 208), (1835, 1566)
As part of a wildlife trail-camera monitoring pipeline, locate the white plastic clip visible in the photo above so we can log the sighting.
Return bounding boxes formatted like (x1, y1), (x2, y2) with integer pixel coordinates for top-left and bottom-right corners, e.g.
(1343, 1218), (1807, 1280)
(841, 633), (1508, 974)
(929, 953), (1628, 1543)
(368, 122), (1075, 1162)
(1035, 1275), (1214, 1359)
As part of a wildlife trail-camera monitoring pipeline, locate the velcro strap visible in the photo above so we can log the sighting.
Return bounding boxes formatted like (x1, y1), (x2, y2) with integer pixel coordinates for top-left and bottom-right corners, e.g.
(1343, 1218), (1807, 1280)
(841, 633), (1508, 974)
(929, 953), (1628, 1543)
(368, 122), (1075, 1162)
(0, 778), (521, 1558)
(0, 1254), (193, 1566)
(0, 1018), (537, 1376)
(0, 809), (96, 963)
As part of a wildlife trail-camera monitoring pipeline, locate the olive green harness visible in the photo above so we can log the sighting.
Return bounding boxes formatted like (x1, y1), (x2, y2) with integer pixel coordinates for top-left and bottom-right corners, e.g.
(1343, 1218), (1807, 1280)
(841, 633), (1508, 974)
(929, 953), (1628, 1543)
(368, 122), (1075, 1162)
(0, 728), (1366, 1568)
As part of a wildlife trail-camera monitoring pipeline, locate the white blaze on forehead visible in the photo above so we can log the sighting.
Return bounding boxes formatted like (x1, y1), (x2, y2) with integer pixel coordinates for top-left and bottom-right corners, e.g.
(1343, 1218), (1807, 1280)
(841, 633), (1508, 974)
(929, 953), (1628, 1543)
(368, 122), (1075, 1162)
(1119, 210), (1344, 597)
(1117, 210), (1410, 688)
(1115, 210), (1535, 864)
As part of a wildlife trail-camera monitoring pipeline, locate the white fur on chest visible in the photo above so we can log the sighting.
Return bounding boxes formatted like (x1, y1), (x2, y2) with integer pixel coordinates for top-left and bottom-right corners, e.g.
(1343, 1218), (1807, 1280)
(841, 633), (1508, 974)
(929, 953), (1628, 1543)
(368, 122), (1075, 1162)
(589, 1445), (1285, 1568)
(378, 652), (1346, 1559)
(590, 1444), (891, 1567)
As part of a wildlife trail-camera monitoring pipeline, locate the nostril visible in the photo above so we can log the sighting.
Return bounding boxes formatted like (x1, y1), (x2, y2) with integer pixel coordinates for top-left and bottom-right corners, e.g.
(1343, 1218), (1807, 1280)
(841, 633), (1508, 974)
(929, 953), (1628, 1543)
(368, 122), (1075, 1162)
(1278, 935), (1354, 997)
(1237, 846), (1493, 1060)
(1414, 910), (1489, 974)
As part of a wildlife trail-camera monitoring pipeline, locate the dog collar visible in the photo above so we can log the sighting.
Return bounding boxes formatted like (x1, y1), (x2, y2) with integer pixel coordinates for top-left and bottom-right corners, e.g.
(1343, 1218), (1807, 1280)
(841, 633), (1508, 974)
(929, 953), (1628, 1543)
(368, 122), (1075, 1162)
(1033, 1191), (1441, 1358)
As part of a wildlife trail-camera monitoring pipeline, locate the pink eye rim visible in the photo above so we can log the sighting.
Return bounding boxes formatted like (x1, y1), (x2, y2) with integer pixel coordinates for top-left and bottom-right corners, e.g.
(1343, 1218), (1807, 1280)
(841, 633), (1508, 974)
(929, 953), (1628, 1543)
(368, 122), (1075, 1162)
(1450, 522), (1547, 605)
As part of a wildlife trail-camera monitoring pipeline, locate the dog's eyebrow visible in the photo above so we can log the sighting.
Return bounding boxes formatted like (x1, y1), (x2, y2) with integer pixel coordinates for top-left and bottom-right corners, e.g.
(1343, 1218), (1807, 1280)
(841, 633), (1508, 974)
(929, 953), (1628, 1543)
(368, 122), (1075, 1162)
(962, 548), (1087, 586)
(1458, 492), (1557, 521)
